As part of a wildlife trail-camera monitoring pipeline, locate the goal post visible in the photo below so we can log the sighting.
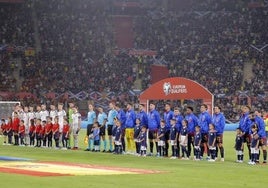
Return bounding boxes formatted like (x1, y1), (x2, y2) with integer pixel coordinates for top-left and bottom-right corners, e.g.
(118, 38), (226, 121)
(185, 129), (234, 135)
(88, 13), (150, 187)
(0, 101), (20, 120)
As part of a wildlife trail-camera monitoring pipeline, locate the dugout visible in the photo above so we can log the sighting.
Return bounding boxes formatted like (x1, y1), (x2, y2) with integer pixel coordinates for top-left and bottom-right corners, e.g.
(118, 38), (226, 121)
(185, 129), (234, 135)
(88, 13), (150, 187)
(139, 77), (214, 114)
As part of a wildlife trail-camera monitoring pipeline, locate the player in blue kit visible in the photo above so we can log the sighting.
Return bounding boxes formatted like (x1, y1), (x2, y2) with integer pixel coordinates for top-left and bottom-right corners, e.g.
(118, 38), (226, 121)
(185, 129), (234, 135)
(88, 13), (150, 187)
(194, 125), (202, 161)
(238, 105), (252, 160)
(249, 111), (267, 163)
(147, 102), (160, 156)
(137, 104), (148, 128)
(185, 106), (198, 158)
(208, 124), (217, 162)
(199, 104), (212, 159)
(163, 103), (173, 157)
(138, 126), (147, 157)
(125, 102), (136, 154)
(235, 128), (244, 163)
(173, 107), (184, 158)
(169, 118), (178, 159)
(180, 119), (189, 160)
(134, 118), (142, 155)
(212, 106), (226, 161)
(157, 120), (166, 157)
(248, 124), (259, 165)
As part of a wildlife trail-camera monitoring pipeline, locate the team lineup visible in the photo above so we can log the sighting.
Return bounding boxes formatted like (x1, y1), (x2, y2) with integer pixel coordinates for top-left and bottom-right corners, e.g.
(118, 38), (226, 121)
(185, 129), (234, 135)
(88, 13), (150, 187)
(0, 101), (267, 165)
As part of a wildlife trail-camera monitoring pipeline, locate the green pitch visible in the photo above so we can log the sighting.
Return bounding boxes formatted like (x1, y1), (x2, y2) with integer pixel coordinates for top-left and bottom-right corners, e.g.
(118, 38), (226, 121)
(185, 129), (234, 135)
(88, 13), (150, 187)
(0, 131), (267, 188)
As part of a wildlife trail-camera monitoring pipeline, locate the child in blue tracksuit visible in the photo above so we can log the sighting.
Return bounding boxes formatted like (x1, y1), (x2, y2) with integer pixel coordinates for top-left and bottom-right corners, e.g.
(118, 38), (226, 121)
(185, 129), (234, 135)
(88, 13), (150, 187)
(170, 118), (178, 159)
(235, 128), (244, 163)
(248, 124), (259, 165)
(114, 120), (123, 154)
(180, 120), (189, 159)
(208, 124), (217, 162)
(92, 122), (100, 152)
(194, 125), (202, 160)
(134, 118), (142, 155)
(138, 126), (147, 156)
(157, 120), (166, 157)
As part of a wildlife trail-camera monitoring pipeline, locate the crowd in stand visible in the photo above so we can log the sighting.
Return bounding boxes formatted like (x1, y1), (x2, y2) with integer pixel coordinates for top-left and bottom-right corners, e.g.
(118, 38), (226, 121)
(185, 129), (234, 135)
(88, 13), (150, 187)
(133, 2), (268, 117)
(0, 2), (34, 92)
(19, 0), (136, 95)
(0, 52), (16, 92)
(0, 0), (267, 121)
(20, 54), (137, 94)
(248, 59), (268, 95)
(134, 5), (267, 95)
(0, 2), (34, 47)
(35, 0), (114, 62)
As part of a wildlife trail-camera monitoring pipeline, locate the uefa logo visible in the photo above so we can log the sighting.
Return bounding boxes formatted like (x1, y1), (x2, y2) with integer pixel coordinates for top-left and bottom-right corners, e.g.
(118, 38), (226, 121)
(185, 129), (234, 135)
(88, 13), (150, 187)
(163, 82), (171, 96)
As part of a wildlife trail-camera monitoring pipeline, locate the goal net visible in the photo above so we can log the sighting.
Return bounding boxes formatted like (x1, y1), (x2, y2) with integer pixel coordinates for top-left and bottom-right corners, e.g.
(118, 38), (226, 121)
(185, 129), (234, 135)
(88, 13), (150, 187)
(0, 101), (20, 120)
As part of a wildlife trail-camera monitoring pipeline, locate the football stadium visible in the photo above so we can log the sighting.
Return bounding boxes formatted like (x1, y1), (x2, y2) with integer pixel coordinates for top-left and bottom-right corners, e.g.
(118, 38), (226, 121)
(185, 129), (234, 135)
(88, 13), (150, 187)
(0, 0), (268, 187)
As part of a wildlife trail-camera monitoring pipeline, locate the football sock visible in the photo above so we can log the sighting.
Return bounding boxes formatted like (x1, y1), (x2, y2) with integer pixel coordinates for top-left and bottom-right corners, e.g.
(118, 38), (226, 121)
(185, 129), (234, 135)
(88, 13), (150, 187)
(103, 140), (107, 151)
(135, 142), (139, 154)
(150, 142), (153, 153)
(14, 135), (19, 145)
(177, 144), (180, 157)
(158, 146), (162, 156)
(263, 150), (267, 161)
(255, 153), (259, 163)
(256, 150), (260, 161)
(165, 142), (169, 156)
(121, 138), (125, 152)
(251, 153), (254, 162)
(247, 145), (251, 160)
(210, 149), (216, 159)
(220, 146), (224, 158)
(109, 138), (113, 151)
(74, 136), (78, 148)
(196, 149), (200, 159)
(172, 145), (175, 156)
(88, 139), (92, 150)
(200, 145), (204, 157)
(187, 142), (192, 157)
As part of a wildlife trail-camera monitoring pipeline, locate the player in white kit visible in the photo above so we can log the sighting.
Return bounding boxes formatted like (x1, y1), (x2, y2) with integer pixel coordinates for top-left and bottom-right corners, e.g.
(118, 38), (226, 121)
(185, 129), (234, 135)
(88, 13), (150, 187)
(49, 104), (58, 124)
(40, 104), (49, 122)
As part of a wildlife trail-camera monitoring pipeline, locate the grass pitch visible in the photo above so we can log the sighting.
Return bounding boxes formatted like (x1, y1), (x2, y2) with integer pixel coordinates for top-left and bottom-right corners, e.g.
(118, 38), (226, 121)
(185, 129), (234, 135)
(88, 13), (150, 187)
(0, 131), (267, 188)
